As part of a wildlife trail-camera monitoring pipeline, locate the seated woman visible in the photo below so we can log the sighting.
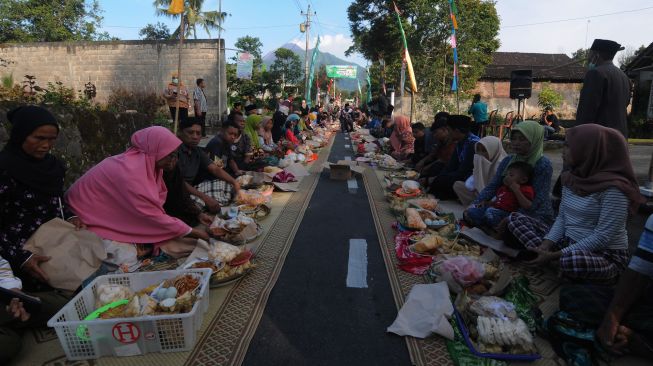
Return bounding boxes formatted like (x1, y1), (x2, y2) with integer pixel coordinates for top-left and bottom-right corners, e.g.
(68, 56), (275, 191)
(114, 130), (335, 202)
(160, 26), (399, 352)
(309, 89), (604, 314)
(283, 114), (301, 147)
(467, 121), (554, 244)
(66, 127), (209, 270)
(524, 124), (641, 282)
(0, 106), (83, 289)
(0, 106), (72, 363)
(427, 115), (479, 199)
(453, 136), (507, 206)
(389, 115), (415, 161)
(257, 116), (278, 153)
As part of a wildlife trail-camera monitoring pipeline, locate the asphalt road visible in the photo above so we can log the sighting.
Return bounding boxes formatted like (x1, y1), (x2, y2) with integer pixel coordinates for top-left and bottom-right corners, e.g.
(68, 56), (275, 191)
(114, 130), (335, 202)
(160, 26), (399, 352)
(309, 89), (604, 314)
(243, 132), (411, 366)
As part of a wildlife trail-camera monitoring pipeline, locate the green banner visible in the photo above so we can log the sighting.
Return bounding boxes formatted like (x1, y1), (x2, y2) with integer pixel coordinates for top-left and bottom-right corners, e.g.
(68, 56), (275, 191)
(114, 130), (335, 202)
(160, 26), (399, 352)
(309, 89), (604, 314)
(306, 37), (320, 107)
(326, 65), (357, 79)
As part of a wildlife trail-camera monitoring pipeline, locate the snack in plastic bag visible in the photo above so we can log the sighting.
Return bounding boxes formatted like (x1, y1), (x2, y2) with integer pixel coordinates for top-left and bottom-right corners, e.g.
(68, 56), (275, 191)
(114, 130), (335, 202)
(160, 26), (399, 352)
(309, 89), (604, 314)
(208, 241), (242, 263)
(95, 284), (134, 308)
(440, 256), (485, 287)
(405, 208), (427, 230)
(401, 180), (420, 194)
(235, 190), (269, 206)
(469, 296), (518, 320)
(476, 316), (535, 353)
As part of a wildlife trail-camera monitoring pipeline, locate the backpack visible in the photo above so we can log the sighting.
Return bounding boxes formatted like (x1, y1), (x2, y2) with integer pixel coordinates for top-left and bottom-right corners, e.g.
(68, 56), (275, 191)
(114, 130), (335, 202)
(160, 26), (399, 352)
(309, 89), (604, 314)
(544, 311), (610, 366)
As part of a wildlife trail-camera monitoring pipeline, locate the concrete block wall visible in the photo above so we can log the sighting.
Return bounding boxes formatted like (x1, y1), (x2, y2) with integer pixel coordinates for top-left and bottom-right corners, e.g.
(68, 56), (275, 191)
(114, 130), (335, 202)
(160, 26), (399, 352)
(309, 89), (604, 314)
(475, 80), (582, 119)
(0, 39), (227, 115)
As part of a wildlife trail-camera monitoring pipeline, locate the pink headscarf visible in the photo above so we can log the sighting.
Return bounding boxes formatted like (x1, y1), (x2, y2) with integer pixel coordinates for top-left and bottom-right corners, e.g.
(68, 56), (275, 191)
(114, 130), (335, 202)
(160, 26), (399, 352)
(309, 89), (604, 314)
(390, 115), (415, 156)
(66, 126), (191, 244)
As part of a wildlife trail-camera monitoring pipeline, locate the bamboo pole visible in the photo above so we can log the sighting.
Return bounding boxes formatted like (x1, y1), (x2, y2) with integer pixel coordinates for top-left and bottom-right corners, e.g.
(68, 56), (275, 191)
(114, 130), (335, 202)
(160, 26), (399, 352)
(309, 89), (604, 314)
(173, 14), (185, 134)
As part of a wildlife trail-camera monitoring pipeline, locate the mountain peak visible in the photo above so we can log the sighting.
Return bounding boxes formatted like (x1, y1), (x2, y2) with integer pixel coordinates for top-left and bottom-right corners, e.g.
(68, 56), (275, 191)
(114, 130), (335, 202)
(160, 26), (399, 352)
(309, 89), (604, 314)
(261, 42), (366, 91)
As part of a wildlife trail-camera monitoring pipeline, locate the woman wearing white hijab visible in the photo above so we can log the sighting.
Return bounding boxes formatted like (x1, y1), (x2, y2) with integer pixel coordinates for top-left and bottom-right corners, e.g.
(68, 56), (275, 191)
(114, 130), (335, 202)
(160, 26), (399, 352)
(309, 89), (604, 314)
(453, 136), (507, 206)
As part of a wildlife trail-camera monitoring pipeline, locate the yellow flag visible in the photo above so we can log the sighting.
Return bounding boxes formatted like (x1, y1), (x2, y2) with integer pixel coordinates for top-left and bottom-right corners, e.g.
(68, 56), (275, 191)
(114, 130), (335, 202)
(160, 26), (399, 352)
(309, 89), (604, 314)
(168, 0), (184, 14)
(405, 49), (418, 93)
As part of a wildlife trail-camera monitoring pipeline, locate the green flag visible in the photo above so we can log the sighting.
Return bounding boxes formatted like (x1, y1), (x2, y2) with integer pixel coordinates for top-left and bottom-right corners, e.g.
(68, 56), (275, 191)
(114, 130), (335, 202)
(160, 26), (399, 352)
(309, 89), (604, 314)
(366, 68), (372, 104)
(305, 36), (320, 107)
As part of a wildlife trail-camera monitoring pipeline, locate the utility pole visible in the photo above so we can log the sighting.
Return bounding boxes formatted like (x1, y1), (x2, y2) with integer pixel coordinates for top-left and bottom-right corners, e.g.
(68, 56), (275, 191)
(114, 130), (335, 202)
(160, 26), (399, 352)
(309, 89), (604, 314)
(301, 5), (315, 98)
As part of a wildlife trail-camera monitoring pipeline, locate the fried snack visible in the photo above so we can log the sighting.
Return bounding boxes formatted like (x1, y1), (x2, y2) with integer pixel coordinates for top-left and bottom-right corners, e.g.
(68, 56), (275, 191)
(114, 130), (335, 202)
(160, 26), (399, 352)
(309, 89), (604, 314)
(236, 175), (253, 186)
(173, 275), (200, 296)
(191, 261), (219, 272)
(409, 197), (438, 211)
(406, 208), (427, 230)
(414, 235), (446, 254)
(99, 303), (128, 319)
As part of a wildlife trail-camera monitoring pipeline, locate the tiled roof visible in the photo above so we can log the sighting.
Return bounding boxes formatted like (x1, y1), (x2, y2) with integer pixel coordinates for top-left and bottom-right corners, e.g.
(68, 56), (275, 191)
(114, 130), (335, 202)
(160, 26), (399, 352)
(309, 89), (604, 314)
(481, 52), (586, 82)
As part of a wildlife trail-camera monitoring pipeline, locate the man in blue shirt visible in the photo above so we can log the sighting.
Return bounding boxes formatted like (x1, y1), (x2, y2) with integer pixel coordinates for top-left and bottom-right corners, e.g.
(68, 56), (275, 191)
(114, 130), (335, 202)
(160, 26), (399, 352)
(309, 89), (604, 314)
(468, 94), (488, 136)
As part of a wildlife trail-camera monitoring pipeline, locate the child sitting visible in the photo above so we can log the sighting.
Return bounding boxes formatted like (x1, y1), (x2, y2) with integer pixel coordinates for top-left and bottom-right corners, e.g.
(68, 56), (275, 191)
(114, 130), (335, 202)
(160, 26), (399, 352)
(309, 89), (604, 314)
(464, 161), (535, 232)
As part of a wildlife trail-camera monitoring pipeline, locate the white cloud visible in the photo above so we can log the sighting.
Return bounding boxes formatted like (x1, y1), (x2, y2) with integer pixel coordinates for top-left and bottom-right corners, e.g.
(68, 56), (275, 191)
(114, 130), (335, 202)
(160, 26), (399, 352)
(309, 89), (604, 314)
(291, 33), (367, 65)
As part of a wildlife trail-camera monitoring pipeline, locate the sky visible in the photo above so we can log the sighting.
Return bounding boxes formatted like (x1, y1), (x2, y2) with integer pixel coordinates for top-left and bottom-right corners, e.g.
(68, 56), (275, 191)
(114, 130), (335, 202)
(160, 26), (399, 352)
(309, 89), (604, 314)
(98, 0), (653, 66)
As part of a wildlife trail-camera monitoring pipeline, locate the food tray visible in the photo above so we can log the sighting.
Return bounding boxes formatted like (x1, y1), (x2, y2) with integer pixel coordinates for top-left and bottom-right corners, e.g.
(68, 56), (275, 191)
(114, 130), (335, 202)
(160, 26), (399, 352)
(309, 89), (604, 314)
(209, 267), (254, 288)
(47, 269), (212, 360)
(454, 310), (541, 362)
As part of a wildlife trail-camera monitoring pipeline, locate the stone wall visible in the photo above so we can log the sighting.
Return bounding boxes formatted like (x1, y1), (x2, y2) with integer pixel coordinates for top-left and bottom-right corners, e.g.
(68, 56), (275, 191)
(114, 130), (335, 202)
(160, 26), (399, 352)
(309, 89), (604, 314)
(0, 101), (153, 187)
(475, 80), (581, 120)
(0, 39), (227, 116)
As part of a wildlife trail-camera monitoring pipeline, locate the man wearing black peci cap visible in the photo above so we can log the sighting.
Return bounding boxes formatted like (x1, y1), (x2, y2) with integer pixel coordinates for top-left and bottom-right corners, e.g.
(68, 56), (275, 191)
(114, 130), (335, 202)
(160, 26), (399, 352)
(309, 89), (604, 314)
(576, 39), (631, 137)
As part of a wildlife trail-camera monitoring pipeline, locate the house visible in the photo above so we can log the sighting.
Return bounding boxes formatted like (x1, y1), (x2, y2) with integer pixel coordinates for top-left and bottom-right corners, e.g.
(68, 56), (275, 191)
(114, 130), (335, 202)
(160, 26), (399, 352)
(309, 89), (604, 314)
(624, 42), (653, 122)
(475, 52), (587, 119)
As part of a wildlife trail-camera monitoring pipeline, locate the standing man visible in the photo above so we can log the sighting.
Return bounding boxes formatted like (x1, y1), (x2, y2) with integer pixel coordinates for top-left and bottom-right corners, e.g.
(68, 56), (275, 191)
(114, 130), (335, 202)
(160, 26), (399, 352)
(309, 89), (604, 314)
(193, 78), (208, 137)
(163, 73), (190, 123)
(468, 94), (488, 136)
(576, 39), (631, 137)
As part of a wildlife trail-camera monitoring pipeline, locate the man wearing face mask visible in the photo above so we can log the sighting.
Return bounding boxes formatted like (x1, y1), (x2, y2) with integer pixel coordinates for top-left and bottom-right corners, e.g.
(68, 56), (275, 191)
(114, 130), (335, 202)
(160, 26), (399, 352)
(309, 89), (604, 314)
(576, 39), (631, 137)
(163, 73), (190, 123)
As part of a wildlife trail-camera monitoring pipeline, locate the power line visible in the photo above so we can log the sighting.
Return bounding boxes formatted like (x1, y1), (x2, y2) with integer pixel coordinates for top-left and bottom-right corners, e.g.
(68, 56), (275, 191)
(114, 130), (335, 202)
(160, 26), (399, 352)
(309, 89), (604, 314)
(503, 6), (653, 28)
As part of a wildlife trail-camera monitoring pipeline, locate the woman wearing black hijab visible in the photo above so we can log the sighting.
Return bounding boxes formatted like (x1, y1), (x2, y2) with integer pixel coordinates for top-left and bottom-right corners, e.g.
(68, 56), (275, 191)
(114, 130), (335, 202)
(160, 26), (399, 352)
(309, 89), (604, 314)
(0, 106), (83, 285)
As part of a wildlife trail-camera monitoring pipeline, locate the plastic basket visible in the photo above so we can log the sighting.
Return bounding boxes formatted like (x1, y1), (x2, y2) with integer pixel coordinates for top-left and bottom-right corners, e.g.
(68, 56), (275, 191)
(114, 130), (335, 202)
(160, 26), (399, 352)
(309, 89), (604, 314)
(47, 269), (211, 360)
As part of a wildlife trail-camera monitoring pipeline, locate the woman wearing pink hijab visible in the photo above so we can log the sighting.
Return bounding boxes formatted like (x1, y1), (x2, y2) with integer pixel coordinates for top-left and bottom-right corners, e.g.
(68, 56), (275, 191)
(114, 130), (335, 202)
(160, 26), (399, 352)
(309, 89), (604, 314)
(389, 115), (415, 161)
(66, 127), (208, 270)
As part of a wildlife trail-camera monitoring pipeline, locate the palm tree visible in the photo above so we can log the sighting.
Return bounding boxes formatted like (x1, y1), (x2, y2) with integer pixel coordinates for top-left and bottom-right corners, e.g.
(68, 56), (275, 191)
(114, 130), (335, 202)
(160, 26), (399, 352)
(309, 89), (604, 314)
(153, 0), (227, 39)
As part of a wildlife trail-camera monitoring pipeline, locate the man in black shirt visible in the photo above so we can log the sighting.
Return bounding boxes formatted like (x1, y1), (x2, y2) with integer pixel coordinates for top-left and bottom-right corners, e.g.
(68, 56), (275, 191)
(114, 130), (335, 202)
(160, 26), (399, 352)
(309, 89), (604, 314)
(576, 39), (631, 137)
(176, 118), (240, 212)
(541, 107), (560, 139)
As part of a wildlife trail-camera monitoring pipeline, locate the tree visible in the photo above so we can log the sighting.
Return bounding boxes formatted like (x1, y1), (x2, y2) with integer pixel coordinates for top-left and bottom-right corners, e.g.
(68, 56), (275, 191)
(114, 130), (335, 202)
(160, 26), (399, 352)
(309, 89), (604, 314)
(271, 48), (302, 88)
(139, 22), (171, 40)
(234, 36), (263, 66)
(618, 45), (646, 68)
(227, 36), (268, 99)
(572, 48), (589, 67)
(153, 0), (227, 39)
(0, 0), (110, 42)
(347, 0), (500, 110)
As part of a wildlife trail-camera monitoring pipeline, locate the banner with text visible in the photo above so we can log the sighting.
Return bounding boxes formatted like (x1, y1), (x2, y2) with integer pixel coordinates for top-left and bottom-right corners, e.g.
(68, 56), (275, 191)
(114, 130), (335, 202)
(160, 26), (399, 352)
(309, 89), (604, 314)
(326, 65), (357, 79)
(236, 52), (254, 80)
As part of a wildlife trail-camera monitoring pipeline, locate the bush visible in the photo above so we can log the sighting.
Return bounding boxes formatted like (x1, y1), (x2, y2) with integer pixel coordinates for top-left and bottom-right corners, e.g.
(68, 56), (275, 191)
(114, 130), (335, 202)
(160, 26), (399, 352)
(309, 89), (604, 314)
(537, 83), (563, 111)
(106, 88), (166, 119)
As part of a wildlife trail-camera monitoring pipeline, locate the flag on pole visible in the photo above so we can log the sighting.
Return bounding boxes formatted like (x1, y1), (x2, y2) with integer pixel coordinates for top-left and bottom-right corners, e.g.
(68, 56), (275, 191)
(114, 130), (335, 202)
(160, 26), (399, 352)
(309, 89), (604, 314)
(305, 36), (320, 107)
(448, 0), (460, 92)
(393, 2), (417, 94)
(366, 68), (373, 104)
(357, 79), (362, 97)
(168, 0), (184, 14)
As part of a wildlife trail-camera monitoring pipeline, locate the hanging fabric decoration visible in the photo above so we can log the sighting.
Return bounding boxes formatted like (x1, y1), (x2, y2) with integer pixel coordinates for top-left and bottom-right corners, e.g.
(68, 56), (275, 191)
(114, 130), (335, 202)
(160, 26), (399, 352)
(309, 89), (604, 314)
(168, 0), (184, 14)
(305, 36), (321, 107)
(448, 0), (460, 91)
(393, 2), (417, 93)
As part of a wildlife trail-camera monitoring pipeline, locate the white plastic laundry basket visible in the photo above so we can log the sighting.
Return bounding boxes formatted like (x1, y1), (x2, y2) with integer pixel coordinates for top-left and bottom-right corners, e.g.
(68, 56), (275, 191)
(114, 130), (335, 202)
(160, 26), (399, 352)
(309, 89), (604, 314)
(47, 269), (211, 360)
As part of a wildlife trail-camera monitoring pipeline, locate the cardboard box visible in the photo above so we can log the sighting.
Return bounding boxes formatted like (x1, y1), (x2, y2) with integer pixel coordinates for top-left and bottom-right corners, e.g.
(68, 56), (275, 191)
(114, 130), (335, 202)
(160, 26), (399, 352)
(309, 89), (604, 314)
(330, 164), (352, 180)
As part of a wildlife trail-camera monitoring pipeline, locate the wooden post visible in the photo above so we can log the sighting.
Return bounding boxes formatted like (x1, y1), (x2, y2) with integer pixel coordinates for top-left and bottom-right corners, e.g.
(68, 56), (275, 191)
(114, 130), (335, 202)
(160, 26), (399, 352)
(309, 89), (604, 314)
(173, 14), (185, 134)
